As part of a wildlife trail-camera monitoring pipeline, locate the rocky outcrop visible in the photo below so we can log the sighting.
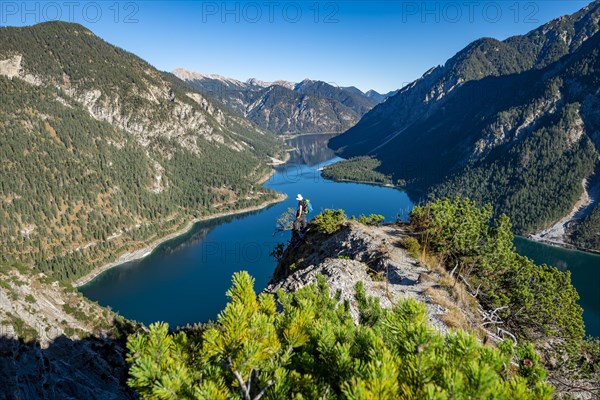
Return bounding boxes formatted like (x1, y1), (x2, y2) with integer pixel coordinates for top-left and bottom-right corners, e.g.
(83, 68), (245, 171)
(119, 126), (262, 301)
(0, 53), (43, 86)
(0, 54), (21, 78)
(0, 335), (134, 400)
(0, 271), (108, 346)
(0, 268), (135, 399)
(266, 222), (476, 336)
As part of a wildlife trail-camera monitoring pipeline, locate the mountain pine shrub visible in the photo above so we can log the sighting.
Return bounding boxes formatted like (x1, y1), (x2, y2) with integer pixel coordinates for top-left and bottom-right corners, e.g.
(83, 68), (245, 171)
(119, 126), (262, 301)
(127, 271), (553, 399)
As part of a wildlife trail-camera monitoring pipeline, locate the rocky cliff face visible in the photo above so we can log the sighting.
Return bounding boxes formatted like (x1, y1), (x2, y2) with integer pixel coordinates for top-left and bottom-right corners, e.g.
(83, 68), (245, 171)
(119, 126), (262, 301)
(0, 266), (134, 399)
(266, 221), (480, 336)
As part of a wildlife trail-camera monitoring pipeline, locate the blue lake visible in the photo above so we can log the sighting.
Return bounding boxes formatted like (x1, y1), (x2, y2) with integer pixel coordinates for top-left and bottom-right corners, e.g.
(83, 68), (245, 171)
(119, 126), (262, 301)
(514, 237), (600, 338)
(81, 134), (600, 337)
(80, 134), (413, 327)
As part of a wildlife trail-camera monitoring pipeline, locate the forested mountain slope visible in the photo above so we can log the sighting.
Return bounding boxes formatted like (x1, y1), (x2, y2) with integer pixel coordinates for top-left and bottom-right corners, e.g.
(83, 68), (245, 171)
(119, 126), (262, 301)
(330, 1), (600, 156)
(0, 22), (285, 280)
(329, 1), (600, 249)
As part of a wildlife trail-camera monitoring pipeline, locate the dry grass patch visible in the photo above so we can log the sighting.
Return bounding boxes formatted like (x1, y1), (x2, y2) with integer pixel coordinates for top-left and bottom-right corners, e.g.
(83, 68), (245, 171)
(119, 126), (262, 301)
(443, 308), (470, 330)
(419, 253), (444, 274)
(418, 252), (482, 325)
(425, 287), (470, 330)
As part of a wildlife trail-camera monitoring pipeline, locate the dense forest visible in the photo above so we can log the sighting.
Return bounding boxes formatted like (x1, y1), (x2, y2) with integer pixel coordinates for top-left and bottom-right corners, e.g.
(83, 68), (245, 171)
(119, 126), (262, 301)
(321, 156), (394, 185)
(0, 22), (285, 281)
(429, 103), (598, 233)
(571, 202), (600, 250)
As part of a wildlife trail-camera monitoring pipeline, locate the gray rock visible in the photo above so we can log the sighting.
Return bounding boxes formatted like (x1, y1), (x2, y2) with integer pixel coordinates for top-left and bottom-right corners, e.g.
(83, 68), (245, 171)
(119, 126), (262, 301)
(0, 270), (134, 399)
(265, 222), (451, 336)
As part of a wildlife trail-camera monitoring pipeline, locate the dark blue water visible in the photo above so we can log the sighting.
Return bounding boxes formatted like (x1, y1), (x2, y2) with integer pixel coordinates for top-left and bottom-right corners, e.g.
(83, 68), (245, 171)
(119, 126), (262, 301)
(81, 135), (413, 327)
(514, 237), (600, 338)
(81, 134), (600, 337)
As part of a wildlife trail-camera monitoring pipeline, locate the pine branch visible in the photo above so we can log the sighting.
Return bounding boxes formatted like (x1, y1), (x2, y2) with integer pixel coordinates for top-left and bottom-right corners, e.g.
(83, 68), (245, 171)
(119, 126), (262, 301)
(228, 356), (251, 400)
(253, 379), (274, 400)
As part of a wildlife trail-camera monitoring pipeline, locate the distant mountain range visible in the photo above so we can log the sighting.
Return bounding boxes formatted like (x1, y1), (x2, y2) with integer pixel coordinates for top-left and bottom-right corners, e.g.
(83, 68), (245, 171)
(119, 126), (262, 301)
(329, 0), (600, 251)
(173, 68), (395, 134)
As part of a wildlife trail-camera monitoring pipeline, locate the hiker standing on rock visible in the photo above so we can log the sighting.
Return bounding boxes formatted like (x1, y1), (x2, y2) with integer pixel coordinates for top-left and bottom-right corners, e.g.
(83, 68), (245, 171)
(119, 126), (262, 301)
(293, 194), (308, 233)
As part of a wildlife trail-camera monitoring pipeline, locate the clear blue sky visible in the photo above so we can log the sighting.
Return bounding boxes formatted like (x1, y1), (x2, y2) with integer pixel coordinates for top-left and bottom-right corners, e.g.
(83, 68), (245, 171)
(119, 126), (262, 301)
(1, 1), (592, 92)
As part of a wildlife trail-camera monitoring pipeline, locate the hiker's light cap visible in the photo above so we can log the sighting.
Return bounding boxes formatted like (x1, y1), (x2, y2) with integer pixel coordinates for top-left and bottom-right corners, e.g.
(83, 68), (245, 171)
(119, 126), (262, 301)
(296, 194), (303, 201)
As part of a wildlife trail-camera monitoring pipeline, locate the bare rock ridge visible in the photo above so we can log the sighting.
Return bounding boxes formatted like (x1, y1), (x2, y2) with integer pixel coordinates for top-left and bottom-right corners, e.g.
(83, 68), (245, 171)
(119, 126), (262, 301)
(266, 221), (474, 336)
(0, 268), (135, 399)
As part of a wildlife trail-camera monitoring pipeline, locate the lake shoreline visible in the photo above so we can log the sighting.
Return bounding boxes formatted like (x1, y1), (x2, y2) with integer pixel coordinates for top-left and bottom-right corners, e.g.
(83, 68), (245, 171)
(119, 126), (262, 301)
(279, 132), (341, 140)
(74, 153), (293, 289)
(525, 234), (600, 256)
(321, 176), (398, 189)
(78, 136), (600, 338)
(73, 193), (287, 288)
(321, 174), (600, 255)
(322, 176), (600, 257)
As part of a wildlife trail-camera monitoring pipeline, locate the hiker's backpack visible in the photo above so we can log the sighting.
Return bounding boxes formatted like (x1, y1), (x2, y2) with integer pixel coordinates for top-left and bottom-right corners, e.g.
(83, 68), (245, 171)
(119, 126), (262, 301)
(304, 199), (314, 214)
